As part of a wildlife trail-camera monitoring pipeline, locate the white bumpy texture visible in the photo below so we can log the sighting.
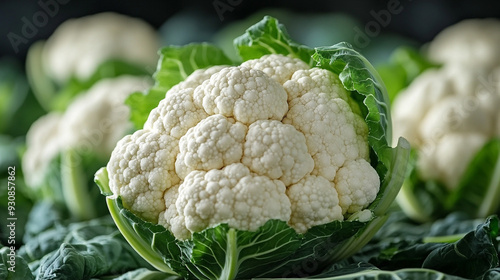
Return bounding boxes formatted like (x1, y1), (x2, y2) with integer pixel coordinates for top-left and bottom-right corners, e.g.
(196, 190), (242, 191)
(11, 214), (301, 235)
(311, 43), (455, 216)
(107, 54), (380, 238)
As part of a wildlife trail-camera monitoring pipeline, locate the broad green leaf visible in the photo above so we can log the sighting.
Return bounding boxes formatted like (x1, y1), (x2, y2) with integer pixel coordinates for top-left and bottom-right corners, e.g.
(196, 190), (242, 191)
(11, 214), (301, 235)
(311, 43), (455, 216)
(447, 139), (500, 218)
(111, 268), (180, 280)
(126, 43), (233, 129)
(0, 247), (34, 280)
(256, 268), (470, 280)
(20, 217), (154, 280)
(423, 216), (499, 279)
(179, 220), (301, 279)
(105, 197), (179, 276)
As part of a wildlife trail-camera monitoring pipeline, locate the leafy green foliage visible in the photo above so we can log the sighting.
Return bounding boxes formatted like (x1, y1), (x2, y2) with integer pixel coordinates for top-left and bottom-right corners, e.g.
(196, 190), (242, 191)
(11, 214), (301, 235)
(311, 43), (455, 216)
(0, 247), (34, 280)
(126, 44), (233, 129)
(106, 196), (372, 279)
(16, 216), (157, 280)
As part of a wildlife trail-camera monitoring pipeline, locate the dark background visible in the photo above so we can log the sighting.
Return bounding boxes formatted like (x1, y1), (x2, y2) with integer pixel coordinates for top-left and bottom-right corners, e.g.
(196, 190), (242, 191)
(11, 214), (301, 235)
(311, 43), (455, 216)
(1, 0), (500, 62)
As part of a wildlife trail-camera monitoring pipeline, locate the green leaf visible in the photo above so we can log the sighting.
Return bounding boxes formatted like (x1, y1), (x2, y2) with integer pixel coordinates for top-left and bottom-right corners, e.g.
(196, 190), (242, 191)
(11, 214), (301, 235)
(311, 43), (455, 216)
(350, 215), (499, 279)
(106, 196), (179, 275)
(110, 268), (180, 280)
(179, 220), (301, 279)
(234, 16), (314, 65)
(256, 268), (471, 280)
(447, 139), (500, 218)
(108, 192), (379, 279)
(19, 217), (153, 280)
(0, 247), (34, 280)
(126, 43), (233, 129)
(422, 216), (499, 279)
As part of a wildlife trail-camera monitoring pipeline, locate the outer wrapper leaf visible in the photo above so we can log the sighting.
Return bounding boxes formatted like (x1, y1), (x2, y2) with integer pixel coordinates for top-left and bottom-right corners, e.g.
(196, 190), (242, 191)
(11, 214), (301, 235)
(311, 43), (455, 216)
(98, 16), (410, 280)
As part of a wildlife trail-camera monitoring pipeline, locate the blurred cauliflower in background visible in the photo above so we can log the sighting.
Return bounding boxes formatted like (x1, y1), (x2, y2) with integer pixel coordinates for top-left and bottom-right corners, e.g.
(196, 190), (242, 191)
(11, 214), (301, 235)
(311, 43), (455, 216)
(42, 12), (159, 83)
(427, 18), (500, 71)
(26, 12), (160, 111)
(23, 76), (152, 220)
(391, 18), (500, 222)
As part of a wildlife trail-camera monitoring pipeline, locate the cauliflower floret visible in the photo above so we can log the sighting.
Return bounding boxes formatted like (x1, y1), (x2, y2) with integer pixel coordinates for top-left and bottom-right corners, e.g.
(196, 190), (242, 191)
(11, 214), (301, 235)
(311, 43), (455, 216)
(287, 175), (343, 233)
(176, 114), (247, 179)
(145, 88), (209, 139)
(427, 18), (500, 70)
(242, 120), (314, 186)
(43, 12), (160, 83)
(241, 54), (310, 85)
(169, 65), (228, 93)
(159, 185), (191, 239)
(107, 130), (180, 222)
(193, 66), (288, 124)
(169, 163), (291, 239)
(285, 91), (369, 180)
(284, 68), (349, 101)
(334, 159), (380, 214)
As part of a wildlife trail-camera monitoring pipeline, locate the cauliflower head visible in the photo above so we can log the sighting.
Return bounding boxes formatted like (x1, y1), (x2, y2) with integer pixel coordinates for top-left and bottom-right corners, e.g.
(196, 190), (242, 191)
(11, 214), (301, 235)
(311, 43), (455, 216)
(107, 54), (380, 238)
(427, 18), (500, 71)
(392, 65), (500, 190)
(23, 76), (151, 188)
(42, 12), (160, 83)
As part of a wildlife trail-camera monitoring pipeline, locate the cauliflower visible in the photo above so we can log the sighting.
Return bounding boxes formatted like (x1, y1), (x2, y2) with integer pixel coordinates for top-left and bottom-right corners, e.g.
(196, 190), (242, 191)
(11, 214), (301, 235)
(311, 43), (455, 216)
(392, 18), (500, 221)
(42, 12), (160, 83)
(394, 65), (500, 189)
(96, 17), (409, 279)
(427, 18), (500, 71)
(23, 76), (151, 201)
(106, 54), (380, 238)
